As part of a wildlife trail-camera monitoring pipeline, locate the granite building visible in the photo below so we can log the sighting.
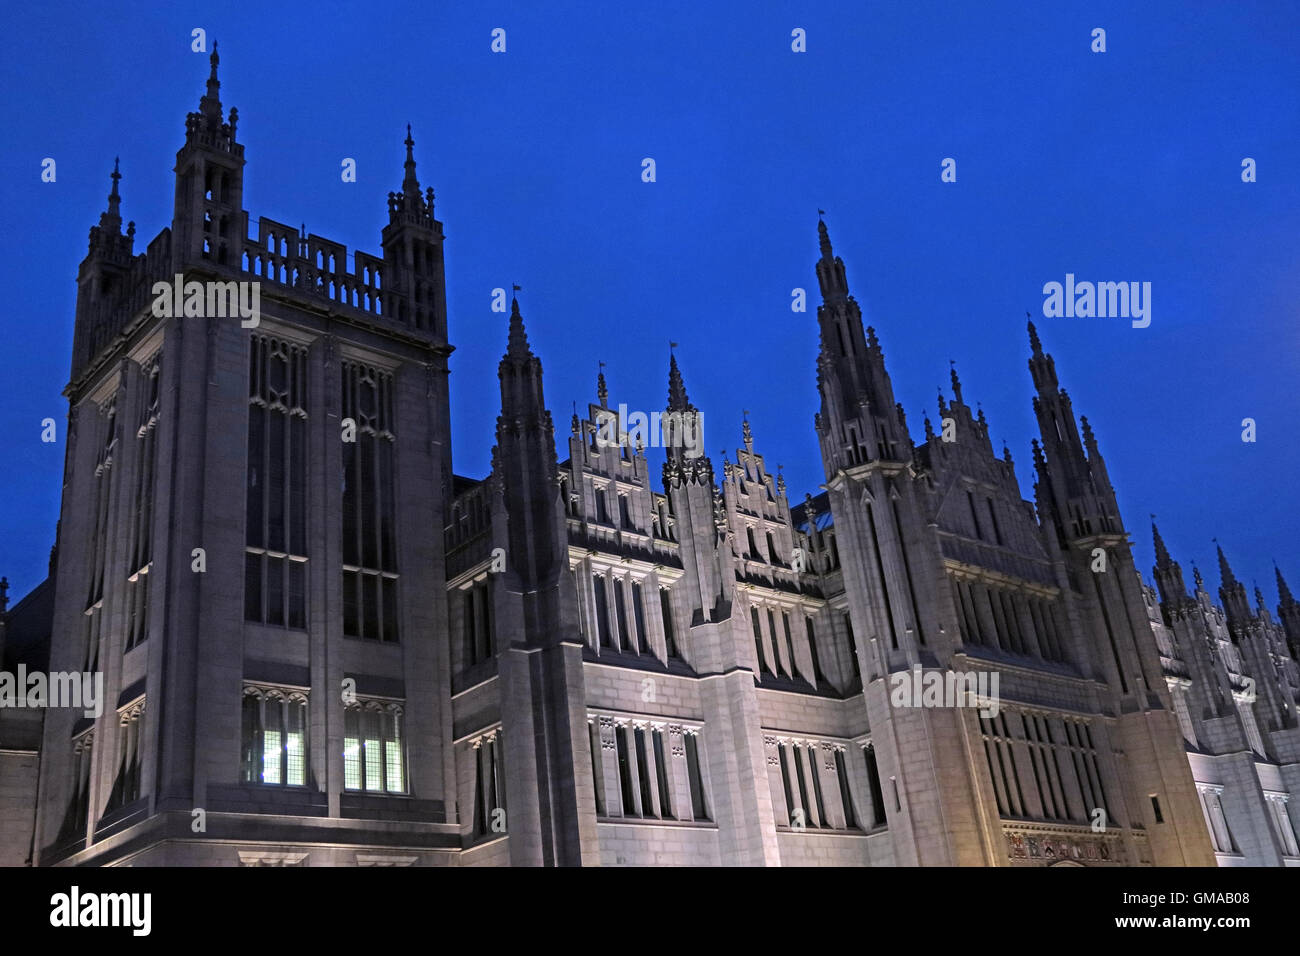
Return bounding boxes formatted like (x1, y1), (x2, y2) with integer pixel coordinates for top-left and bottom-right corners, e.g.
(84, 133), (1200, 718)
(11, 53), (1300, 866)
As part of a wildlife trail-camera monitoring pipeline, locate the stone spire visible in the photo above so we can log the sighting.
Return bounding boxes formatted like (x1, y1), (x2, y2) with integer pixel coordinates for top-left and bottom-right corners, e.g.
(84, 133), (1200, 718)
(506, 295), (530, 360)
(199, 42), (222, 121)
(1217, 542), (1253, 630)
(1152, 518), (1171, 567)
(1277, 563), (1296, 606)
(1151, 519), (1188, 609)
(402, 124), (420, 196)
(667, 352), (692, 411)
(1275, 563), (1300, 660)
(100, 157), (123, 234)
(386, 126), (434, 228)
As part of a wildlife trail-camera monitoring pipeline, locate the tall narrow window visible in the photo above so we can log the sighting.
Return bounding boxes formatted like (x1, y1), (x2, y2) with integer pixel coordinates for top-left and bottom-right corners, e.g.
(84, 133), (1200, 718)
(751, 607), (769, 674)
(747, 527), (763, 562)
(463, 584), (477, 665)
(618, 495), (633, 531)
(126, 356), (161, 650)
(834, 750), (857, 828)
(463, 580), (494, 666)
(589, 722), (605, 816)
(616, 726), (636, 815)
(779, 745), (798, 825)
(58, 731), (94, 845)
(594, 575), (612, 648)
(782, 612), (797, 680)
(864, 745), (886, 826)
(247, 336), (309, 628)
(660, 588), (679, 659)
(104, 701), (146, 813)
(343, 703), (405, 793)
(685, 732), (709, 821)
(632, 582), (649, 655)
(806, 617), (824, 683)
(652, 728), (673, 819)
(793, 745), (815, 828)
(473, 734), (505, 836)
(341, 360), (398, 641)
(805, 745), (827, 826)
(614, 579), (630, 651)
(84, 400), (116, 673)
(843, 612), (862, 683)
(595, 490), (609, 524)
(987, 498), (1004, 545)
(634, 727), (656, 817)
(768, 609), (785, 676)
(967, 490), (983, 540)
(88, 399), (117, 609)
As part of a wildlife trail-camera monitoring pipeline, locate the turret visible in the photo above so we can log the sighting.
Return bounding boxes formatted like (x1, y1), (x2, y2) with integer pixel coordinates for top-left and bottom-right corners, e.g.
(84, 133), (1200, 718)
(813, 219), (910, 476)
(172, 43), (245, 267)
(380, 126), (447, 337)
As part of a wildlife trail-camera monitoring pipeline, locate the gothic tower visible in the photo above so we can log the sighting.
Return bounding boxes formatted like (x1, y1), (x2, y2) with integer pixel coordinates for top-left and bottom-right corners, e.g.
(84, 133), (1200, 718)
(491, 298), (601, 865)
(35, 55), (457, 866)
(1028, 325), (1214, 865)
(811, 221), (986, 865)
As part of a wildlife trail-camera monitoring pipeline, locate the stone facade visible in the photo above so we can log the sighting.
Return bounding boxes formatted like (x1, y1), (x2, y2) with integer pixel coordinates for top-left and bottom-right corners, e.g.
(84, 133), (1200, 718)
(7, 54), (1299, 866)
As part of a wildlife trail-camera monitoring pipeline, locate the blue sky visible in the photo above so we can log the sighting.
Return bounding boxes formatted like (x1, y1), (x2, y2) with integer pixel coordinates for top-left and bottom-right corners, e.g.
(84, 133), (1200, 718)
(1, 1), (1297, 605)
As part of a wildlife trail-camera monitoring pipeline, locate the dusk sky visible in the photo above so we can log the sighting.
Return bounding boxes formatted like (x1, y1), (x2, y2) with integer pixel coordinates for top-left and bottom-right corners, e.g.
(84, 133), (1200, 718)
(1, 1), (1296, 604)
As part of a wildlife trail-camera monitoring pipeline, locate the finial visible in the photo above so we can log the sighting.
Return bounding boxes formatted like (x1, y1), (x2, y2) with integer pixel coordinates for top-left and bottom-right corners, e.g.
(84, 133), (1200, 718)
(1028, 317), (1043, 356)
(1080, 415), (1095, 447)
(97, 158), (124, 233)
(506, 294), (531, 359)
(948, 362), (962, 402)
(1276, 563), (1295, 605)
(1151, 516), (1170, 566)
(1216, 540), (1240, 590)
(597, 361), (608, 408)
(742, 410), (753, 452)
(817, 217), (833, 260)
(0, 576), (8, 614)
(402, 124), (420, 194)
(667, 351), (692, 411)
(199, 40), (222, 118)
(776, 464), (786, 496)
